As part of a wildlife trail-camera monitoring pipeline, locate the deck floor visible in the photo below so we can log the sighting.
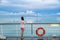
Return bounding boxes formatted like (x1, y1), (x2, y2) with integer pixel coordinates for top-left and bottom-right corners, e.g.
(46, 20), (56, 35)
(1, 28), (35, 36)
(6, 38), (60, 40)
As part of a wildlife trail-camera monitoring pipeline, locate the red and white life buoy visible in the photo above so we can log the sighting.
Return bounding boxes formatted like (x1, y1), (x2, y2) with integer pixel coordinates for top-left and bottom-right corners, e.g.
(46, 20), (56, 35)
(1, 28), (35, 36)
(36, 27), (46, 36)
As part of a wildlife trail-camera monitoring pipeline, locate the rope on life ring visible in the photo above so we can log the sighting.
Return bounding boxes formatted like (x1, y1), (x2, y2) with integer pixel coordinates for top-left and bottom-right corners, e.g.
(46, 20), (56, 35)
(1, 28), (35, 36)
(36, 27), (46, 36)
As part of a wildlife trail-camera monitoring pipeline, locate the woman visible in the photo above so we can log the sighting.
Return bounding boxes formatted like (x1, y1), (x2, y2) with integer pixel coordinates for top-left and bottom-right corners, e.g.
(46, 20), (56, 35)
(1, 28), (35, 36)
(21, 16), (24, 40)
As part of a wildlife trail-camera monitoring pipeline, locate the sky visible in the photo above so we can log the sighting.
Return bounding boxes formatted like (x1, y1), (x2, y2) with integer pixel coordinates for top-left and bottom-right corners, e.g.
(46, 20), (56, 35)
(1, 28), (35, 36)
(0, 0), (60, 23)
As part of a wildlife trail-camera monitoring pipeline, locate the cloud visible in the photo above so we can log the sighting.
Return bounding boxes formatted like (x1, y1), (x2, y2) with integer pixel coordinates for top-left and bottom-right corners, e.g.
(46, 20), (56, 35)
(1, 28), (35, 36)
(26, 19), (34, 23)
(0, 0), (10, 4)
(0, 10), (37, 16)
(0, 0), (60, 9)
(43, 13), (60, 17)
(0, 11), (60, 17)
(0, 10), (37, 23)
(0, 11), (60, 23)
(56, 13), (60, 15)
(25, 16), (36, 23)
(0, 10), (36, 23)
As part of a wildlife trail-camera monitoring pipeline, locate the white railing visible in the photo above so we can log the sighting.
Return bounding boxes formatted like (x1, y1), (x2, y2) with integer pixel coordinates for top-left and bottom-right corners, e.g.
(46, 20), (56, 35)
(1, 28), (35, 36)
(0, 23), (60, 37)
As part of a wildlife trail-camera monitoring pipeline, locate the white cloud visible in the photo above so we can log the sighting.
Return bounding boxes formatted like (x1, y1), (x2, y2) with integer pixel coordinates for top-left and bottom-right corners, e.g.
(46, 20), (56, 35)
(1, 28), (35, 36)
(0, 0), (10, 4)
(1, 0), (8, 3)
(26, 19), (34, 23)
(0, 10), (37, 16)
(0, 0), (60, 9)
(25, 17), (36, 23)
(0, 11), (37, 23)
(26, 10), (37, 16)
(0, 11), (60, 17)
(57, 13), (60, 15)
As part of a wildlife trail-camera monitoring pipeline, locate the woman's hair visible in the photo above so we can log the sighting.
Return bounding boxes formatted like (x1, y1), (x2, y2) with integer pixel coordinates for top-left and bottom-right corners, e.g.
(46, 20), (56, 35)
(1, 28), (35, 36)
(21, 16), (24, 20)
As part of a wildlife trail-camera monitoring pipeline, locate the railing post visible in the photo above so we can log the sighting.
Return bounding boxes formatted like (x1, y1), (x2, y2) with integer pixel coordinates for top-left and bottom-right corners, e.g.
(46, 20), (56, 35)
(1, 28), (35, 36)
(16, 25), (18, 36)
(1, 25), (3, 36)
(31, 24), (33, 40)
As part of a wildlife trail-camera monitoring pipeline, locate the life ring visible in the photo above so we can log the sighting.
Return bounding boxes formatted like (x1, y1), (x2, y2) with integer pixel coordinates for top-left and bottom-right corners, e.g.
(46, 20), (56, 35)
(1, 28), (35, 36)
(36, 27), (46, 36)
